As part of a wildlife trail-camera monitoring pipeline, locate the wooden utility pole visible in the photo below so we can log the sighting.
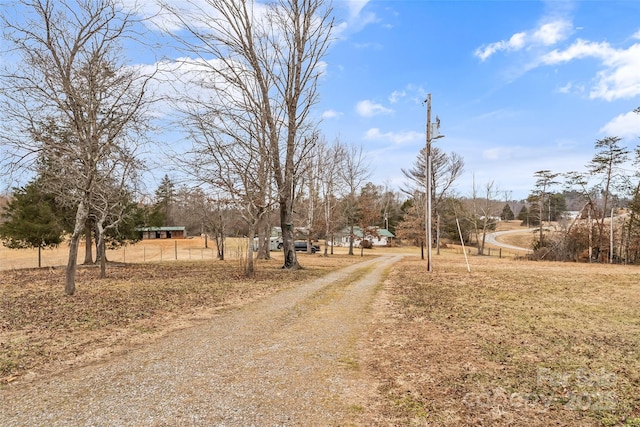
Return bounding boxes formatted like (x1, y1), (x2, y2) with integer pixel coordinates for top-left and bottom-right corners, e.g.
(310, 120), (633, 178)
(425, 94), (433, 272)
(425, 94), (444, 272)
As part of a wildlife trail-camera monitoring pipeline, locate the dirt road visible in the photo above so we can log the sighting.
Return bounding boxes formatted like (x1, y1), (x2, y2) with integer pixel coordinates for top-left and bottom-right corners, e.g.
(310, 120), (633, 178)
(0, 255), (401, 426)
(484, 228), (534, 252)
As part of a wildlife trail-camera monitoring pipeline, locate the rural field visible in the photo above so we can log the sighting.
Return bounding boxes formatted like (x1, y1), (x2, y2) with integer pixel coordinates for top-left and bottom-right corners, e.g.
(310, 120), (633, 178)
(1, 229), (639, 425)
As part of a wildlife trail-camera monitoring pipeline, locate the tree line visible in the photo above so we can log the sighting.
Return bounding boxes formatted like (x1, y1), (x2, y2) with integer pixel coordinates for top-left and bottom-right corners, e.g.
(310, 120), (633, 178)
(522, 129), (640, 264)
(0, 0), (335, 294)
(1, 1), (639, 296)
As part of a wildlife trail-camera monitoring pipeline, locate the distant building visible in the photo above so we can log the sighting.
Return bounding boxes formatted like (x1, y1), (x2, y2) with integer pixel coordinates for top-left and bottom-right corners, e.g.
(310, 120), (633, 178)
(335, 226), (395, 247)
(137, 226), (186, 239)
(563, 211), (581, 220)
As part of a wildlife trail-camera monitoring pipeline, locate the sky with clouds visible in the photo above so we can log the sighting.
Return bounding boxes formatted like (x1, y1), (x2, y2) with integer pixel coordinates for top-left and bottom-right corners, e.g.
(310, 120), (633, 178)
(310, 0), (640, 199)
(4, 0), (640, 200)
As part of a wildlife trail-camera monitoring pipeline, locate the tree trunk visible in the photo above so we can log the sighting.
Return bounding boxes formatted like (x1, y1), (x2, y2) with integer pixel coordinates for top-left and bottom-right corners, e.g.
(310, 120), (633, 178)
(436, 212), (441, 255)
(588, 207), (593, 263)
(256, 216), (270, 260)
(348, 224), (355, 255)
(214, 219), (225, 260)
(330, 233), (334, 255)
(65, 201), (89, 295)
(99, 237), (107, 279)
(245, 222), (256, 277)
(83, 221), (93, 264)
(95, 221), (107, 279)
(280, 202), (299, 269)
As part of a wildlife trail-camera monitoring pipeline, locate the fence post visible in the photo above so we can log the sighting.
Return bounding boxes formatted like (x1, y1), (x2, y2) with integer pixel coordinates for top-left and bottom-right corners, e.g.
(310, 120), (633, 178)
(175, 240), (178, 260)
(499, 248), (502, 258)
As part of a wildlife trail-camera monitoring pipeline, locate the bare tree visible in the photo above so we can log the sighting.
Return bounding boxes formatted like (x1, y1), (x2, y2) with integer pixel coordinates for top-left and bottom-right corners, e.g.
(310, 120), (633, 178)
(402, 145), (464, 253)
(184, 112), (274, 276)
(564, 171), (598, 261)
(396, 192), (426, 256)
(0, 0), (152, 294)
(466, 178), (500, 255)
(92, 172), (139, 279)
(337, 143), (371, 256)
(588, 137), (629, 261)
(162, 0), (333, 270)
(297, 132), (327, 253)
(317, 139), (343, 255)
(531, 170), (560, 247)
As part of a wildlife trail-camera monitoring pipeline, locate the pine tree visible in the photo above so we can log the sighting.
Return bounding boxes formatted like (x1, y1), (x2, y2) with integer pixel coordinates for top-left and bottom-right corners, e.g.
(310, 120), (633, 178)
(517, 205), (530, 226)
(153, 175), (175, 226)
(501, 203), (515, 221)
(0, 181), (65, 267)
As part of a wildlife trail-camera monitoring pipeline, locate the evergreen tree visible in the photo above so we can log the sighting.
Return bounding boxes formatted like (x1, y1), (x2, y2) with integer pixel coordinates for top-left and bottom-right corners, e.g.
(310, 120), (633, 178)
(501, 203), (515, 220)
(517, 205), (531, 226)
(548, 193), (567, 221)
(153, 175), (175, 226)
(0, 180), (65, 267)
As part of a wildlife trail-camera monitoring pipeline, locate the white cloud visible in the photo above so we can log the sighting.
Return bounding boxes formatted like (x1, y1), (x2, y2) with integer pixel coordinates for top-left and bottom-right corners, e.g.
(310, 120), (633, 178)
(475, 18), (572, 61)
(600, 111), (640, 139)
(356, 100), (393, 117)
(364, 128), (422, 145)
(541, 39), (611, 63)
(321, 109), (342, 120)
(125, 0), (243, 33)
(533, 20), (573, 45)
(558, 82), (573, 94)
(555, 138), (579, 150)
(482, 147), (516, 161)
(557, 82), (585, 95)
(475, 32), (527, 61)
(332, 0), (377, 36)
(542, 40), (640, 101)
(388, 90), (406, 104)
(347, 0), (371, 18)
(633, 29), (640, 40)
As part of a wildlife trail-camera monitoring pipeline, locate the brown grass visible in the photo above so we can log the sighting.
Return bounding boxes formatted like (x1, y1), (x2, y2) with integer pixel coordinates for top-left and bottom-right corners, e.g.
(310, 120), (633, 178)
(3, 239), (639, 426)
(362, 252), (640, 426)
(0, 251), (366, 385)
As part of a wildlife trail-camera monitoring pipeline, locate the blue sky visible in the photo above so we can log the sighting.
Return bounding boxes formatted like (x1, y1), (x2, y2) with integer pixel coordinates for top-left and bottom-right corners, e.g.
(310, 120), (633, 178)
(310, 0), (640, 200)
(4, 0), (640, 200)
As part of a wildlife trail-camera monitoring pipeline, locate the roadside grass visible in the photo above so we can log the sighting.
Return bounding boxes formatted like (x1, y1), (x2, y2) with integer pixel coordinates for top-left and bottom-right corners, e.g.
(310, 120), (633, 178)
(364, 252), (640, 426)
(0, 253), (367, 384)
(495, 228), (536, 249)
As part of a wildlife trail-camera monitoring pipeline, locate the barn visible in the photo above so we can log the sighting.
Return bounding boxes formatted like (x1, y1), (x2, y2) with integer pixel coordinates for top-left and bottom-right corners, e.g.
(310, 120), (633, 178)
(137, 226), (186, 240)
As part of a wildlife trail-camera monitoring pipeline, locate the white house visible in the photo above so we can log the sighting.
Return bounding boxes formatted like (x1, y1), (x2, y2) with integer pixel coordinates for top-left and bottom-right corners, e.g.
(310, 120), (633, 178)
(335, 226), (394, 247)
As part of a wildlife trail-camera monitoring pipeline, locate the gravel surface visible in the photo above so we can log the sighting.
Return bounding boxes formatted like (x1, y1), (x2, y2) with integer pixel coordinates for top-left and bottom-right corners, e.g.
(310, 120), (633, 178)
(0, 255), (401, 426)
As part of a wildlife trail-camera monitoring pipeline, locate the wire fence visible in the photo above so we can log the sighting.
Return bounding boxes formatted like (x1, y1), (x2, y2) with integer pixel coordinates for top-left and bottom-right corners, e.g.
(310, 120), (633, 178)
(0, 237), (255, 271)
(447, 244), (531, 260)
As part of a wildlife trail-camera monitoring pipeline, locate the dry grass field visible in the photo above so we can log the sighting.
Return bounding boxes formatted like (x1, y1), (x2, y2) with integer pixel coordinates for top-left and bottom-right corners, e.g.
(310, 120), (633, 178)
(362, 252), (640, 426)
(0, 236), (248, 270)
(1, 233), (638, 425)
(0, 249), (365, 384)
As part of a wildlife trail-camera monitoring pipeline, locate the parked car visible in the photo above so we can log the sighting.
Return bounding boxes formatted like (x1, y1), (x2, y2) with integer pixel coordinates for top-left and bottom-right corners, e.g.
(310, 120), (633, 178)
(294, 241), (320, 253)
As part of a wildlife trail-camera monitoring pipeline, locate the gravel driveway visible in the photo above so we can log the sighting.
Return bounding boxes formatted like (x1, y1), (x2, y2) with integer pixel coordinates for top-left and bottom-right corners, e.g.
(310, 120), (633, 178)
(0, 255), (401, 426)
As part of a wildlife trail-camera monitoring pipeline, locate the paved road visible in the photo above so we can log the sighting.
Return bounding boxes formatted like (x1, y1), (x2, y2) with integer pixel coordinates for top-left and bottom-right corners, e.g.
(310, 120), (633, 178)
(0, 255), (402, 426)
(484, 228), (535, 252)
